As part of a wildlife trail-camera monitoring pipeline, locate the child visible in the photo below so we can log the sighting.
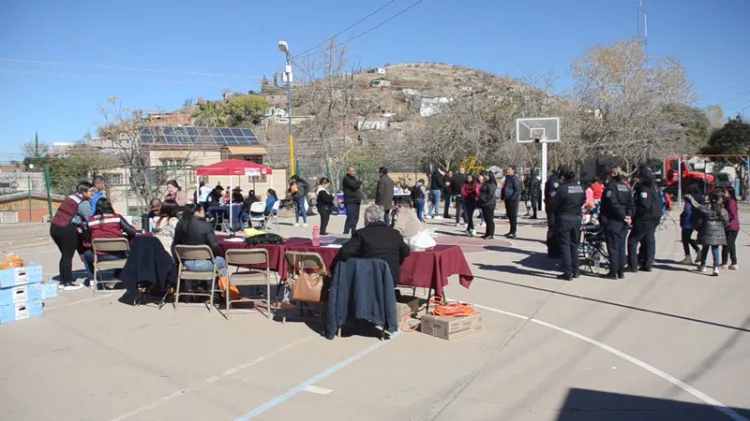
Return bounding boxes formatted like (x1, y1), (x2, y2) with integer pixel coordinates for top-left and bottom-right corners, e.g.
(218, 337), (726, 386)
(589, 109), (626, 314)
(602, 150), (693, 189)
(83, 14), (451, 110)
(687, 192), (728, 276)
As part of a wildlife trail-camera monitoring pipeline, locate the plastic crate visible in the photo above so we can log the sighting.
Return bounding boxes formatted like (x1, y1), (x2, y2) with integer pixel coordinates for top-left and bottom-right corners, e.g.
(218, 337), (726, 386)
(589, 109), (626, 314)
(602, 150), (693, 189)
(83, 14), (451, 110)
(41, 282), (59, 300)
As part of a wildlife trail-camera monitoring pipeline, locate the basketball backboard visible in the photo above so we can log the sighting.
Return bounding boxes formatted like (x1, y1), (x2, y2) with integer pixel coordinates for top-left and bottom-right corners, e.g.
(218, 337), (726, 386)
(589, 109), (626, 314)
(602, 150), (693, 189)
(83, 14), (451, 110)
(516, 117), (560, 143)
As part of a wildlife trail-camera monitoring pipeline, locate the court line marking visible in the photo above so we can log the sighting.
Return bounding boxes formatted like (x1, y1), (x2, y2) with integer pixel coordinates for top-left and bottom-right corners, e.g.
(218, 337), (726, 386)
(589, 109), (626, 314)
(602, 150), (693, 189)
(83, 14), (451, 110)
(472, 304), (749, 421)
(44, 294), (113, 311)
(303, 385), (333, 395)
(233, 334), (397, 421)
(106, 336), (314, 421)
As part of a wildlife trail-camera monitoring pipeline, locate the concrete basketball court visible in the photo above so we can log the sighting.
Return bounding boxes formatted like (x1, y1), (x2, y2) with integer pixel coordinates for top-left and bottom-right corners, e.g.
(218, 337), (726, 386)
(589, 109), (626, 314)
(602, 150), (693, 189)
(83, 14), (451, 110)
(1, 208), (749, 421)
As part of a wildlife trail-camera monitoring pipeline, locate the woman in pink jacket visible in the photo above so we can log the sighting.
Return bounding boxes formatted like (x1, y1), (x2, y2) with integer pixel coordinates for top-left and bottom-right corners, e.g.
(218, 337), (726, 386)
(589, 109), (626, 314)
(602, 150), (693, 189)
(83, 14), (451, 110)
(721, 187), (740, 270)
(462, 174), (481, 236)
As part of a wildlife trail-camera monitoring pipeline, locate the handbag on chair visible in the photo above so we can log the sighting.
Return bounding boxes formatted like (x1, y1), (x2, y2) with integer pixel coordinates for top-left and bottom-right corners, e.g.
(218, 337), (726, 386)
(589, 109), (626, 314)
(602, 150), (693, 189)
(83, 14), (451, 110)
(290, 255), (324, 303)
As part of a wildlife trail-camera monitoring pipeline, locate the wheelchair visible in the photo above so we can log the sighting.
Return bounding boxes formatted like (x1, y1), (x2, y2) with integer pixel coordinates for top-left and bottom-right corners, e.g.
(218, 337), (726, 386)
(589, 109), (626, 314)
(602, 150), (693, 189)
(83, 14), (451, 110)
(579, 223), (610, 274)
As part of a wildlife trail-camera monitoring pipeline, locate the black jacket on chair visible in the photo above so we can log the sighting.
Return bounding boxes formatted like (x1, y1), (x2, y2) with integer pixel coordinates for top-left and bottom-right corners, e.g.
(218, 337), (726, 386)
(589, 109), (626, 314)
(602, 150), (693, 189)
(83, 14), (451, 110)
(121, 235), (177, 296)
(338, 221), (410, 285)
(172, 216), (222, 257)
(325, 258), (398, 339)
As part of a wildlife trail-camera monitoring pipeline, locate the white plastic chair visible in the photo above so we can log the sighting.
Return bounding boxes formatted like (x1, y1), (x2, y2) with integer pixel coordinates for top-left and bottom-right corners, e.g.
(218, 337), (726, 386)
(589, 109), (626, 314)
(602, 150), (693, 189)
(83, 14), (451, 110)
(268, 200), (281, 229)
(249, 201), (267, 229)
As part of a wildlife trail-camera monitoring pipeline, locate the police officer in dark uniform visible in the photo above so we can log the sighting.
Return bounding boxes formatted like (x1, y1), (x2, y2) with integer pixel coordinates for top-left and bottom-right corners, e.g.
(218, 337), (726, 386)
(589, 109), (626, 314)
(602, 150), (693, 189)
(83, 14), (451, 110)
(627, 167), (661, 272)
(599, 166), (635, 279)
(544, 168), (561, 258)
(547, 167), (586, 280)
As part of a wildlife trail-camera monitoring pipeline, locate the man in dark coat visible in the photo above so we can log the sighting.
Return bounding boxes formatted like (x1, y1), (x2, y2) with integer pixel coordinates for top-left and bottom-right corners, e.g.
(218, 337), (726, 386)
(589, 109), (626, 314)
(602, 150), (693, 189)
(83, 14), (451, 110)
(375, 167), (395, 225)
(528, 170), (542, 220)
(339, 204), (410, 286)
(342, 166), (363, 235)
(502, 166), (522, 238)
(627, 167), (662, 272)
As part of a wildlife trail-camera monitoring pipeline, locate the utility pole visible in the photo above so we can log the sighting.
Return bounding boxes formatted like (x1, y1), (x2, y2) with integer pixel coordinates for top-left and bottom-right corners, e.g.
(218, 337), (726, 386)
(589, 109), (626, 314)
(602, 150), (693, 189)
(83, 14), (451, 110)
(278, 41), (295, 176)
(637, 0), (648, 47)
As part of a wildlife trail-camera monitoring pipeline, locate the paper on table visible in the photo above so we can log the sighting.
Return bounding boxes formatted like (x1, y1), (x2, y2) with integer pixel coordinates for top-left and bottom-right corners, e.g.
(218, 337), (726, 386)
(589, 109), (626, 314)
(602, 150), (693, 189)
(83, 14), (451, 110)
(323, 244), (343, 248)
(225, 238), (245, 242)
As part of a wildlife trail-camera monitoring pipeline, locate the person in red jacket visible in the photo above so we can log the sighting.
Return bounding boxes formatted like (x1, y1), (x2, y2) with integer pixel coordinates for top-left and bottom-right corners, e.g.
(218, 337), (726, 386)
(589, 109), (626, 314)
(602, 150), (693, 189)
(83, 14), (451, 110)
(50, 181), (95, 290)
(590, 177), (604, 201)
(83, 198), (137, 289)
(461, 174), (481, 236)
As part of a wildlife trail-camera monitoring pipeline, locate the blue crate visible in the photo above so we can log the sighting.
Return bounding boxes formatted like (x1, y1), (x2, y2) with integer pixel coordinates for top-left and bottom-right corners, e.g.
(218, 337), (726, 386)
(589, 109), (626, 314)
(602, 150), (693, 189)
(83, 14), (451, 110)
(41, 282), (59, 300)
(0, 299), (43, 324)
(0, 264), (43, 288)
(0, 283), (43, 306)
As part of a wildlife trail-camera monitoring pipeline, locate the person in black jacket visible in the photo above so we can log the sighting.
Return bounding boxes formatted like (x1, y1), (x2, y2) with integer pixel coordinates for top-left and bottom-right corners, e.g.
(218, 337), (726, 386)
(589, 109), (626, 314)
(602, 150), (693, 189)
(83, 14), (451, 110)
(339, 204), (410, 286)
(528, 171), (542, 220)
(172, 203), (226, 275)
(442, 170), (453, 218)
(429, 168), (446, 219)
(502, 167), (522, 238)
(627, 167), (661, 272)
(316, 177), (334, 235)
(547, 167), (586, 280)
(451, 167), (468, 225)
(599, 166), (635, 279)
(342, 167), (363, 234)
(478, 171), (498, 240)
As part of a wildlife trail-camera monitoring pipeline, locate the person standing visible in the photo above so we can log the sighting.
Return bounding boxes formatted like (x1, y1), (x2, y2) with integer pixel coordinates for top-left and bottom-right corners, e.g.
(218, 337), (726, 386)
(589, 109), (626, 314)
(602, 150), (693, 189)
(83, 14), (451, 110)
(478, 172), (498, 240)
(50, 181), (94, 290)
(428, 168), (446, 219)
(687, 192), (728, 276)
(316, 177), (334, 235)
(590, 176), (604, 202)
(411, 178), (427, 222)
(599, 167), (635, 280)
(442, 170), (453, 219)
(451, 167), (468, 226)
(462, 174), (480, 236)
(342, 167), (363, 234)
(197, 181), (212, 204)
(289, 175), (309, 227)
(502, 167), (521, 239)
(679, 185), (703, 264)
(546, 167), (586, 280)
(721, 187), (739, 270)
(90, 175), (106, 215)
(375, 167), (395, 225)
(528, 171), (542, 220)
(165, 180), (188, 207)
(627, 168), (661, 272)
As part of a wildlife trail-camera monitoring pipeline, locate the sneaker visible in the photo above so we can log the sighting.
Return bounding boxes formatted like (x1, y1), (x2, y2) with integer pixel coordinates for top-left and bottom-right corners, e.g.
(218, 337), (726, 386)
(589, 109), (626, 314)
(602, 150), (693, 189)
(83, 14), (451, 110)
(294, 223), (300, 227)
(712, 267), (720, 277)
(728, 264), (739, 270)
(303, 223), (308, 227)
(720, 264), (728, 270)
(455, 223), (460, 227)
(696, 265), (706, 273)
(694, 257), (701, 264)
(466, 230), (473, 237)
(680, 256), (693, 265)
(435, 216), (443, 220)
(471, 229), (477, 235)
(63, 283), (84, 291)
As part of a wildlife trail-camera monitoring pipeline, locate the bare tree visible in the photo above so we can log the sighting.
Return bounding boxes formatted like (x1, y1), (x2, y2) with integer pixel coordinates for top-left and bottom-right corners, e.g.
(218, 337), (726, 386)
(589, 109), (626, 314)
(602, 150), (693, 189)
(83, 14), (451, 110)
(569, 39), (696, 169)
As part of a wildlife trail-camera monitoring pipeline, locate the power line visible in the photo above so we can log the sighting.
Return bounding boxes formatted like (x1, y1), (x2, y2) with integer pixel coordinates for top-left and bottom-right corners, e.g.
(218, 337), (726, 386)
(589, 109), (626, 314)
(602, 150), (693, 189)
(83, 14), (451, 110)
(0, 57), (263, 80)
(0, 67), (258, 89)
(296, 0), (398, 57)
(292, 0), (426, 61)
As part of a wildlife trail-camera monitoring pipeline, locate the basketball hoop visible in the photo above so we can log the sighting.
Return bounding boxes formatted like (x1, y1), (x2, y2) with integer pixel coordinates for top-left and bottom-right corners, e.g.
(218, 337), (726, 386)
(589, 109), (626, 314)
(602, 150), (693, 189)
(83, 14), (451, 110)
(534, 138), (540, 144)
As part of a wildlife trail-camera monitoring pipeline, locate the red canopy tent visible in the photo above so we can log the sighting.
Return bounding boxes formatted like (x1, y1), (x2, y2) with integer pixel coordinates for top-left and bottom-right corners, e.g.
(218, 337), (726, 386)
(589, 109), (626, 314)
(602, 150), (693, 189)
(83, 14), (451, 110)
(195, 160), (274, 230)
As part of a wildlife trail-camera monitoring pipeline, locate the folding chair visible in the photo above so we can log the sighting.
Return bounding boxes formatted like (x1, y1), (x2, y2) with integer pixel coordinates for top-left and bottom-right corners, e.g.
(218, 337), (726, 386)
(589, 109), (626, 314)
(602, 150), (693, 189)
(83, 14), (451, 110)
(248, 201), (267, 229)
(282, 251), (327, 323)
(224, 249), (273, 319)
(91, 238), (130, 294)
(221, 204), (243, 234)
(267, 201), (281, 229)
(173, 245), (221, 311)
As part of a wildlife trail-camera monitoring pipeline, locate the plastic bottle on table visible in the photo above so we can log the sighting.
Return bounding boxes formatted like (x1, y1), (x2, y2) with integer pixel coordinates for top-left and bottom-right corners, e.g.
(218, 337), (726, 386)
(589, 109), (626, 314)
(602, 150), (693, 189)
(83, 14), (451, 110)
(312, 225), (321, 247)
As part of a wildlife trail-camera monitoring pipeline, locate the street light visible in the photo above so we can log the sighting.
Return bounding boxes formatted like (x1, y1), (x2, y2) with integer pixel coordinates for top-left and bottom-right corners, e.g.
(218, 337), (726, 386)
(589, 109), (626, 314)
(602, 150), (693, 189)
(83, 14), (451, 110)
(278, 40), (295, 176)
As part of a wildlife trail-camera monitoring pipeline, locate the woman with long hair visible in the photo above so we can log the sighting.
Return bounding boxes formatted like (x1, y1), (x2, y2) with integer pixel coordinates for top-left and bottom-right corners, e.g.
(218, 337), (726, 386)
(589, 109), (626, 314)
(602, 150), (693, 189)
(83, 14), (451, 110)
(264, 189), (278, 216)
(688, 191), (728, 276)
(478, 171), (497, 240)
(461, 174), (480, 236)
(288, 175), (309, 227)
(153, 199), (180, 252)
(316, 177), (334, 235)
(721, 187), (740, 270)
(680, 185), (704, 264)
(165, 180), (188, 207)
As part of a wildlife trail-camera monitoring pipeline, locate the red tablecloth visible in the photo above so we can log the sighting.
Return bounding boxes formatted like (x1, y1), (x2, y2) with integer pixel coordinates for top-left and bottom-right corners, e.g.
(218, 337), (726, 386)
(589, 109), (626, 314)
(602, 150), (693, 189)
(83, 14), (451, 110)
(399, 245), (473, 297)
(219, 239), (288, 278)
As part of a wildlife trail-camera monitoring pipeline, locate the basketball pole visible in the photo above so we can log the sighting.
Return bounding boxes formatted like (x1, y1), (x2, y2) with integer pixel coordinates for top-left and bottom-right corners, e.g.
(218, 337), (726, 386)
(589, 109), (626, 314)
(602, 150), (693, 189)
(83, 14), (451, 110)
(541, 142), (548, 212)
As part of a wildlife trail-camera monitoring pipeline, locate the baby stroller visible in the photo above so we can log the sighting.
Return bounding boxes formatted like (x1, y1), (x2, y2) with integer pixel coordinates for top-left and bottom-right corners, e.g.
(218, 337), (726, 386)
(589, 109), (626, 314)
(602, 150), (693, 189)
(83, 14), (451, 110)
(579, 223), (609, 274)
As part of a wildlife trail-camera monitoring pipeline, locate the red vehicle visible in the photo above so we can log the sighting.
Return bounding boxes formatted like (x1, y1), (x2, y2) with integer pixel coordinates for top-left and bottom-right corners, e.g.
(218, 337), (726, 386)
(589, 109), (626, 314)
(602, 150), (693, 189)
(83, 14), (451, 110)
(663, 157), (715, 197)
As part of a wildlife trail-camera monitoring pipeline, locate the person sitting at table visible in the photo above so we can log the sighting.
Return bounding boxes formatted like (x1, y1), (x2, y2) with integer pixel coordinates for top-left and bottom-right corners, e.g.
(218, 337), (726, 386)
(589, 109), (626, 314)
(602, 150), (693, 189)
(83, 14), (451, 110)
(231, 186), (244, 205)
(173, 203), (226, 276)
(83, 198), (137, 287)
(165, 180), (188, 207)
(153, 199), (180, 253)
(339, 204), (410, 286)
(394, 182), (404, 195)
(240, 189), (260, 229)
(393, 201), (422, 239)
(264, 189), (278, 216)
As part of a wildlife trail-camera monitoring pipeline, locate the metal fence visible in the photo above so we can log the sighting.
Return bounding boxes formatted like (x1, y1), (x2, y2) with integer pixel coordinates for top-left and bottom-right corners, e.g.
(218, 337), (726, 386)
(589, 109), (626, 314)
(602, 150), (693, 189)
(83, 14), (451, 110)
(0, 171), (55, 224)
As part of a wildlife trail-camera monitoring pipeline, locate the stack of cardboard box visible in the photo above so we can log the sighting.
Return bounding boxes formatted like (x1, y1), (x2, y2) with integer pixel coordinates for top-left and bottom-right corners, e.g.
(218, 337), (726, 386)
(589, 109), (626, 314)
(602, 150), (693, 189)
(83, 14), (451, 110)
(0, 264), (57, 325)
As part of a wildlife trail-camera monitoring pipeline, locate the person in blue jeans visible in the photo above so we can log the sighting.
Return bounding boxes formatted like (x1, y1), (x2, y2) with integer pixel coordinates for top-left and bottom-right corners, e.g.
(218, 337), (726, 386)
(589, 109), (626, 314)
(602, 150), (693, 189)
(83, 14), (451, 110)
(172, 204), (227, 285)
(288, 175), (309, 227)
(411, 179), (427, 222)
(428, 169), (446, 218)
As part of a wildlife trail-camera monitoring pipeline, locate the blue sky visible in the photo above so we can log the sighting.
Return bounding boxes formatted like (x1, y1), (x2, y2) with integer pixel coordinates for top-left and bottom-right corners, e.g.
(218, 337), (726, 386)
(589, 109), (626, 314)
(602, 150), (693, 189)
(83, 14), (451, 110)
(1, 0), (748, 154)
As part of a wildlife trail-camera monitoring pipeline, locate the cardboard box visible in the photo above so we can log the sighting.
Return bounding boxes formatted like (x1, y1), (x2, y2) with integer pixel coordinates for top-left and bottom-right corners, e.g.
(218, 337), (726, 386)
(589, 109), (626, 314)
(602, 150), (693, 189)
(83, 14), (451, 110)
(421, 311), (483, 340)
(0, 264), (43, 288)
(41, 282), (59, 300)
(0, 283), (43, 306)
(0, 299), (43, 324)
(396, 295), (419, 323)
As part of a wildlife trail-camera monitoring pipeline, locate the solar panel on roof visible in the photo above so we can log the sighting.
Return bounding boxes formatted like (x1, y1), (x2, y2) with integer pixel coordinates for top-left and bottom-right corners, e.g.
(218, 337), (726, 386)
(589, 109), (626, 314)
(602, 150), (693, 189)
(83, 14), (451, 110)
(137, 125), (262, 147)
(185, 127), (198, 136)
(141, 134), (153, 143)
(230, 128), (243, 136)
(165, 136), (177, 144)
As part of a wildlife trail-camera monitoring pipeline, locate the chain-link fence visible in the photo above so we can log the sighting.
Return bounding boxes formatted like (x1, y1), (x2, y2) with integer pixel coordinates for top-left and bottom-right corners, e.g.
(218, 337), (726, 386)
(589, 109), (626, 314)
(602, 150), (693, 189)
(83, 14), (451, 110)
(0, 170), (56, 224)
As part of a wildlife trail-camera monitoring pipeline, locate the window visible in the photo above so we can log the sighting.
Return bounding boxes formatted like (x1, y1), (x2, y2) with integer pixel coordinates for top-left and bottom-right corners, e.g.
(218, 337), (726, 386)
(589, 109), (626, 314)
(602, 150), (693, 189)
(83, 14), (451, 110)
(220, 148), (229, 161)
(105, 173), (122, 185)
(161, 159), (186, 167)
(244, 155), (264, 164)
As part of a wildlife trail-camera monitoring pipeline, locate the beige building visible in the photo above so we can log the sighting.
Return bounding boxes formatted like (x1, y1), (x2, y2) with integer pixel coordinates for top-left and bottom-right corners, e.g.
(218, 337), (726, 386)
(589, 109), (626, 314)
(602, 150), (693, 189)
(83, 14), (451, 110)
(99, 126), (288, 216)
